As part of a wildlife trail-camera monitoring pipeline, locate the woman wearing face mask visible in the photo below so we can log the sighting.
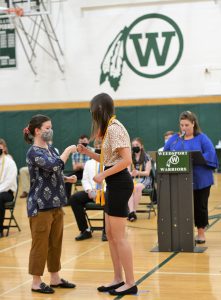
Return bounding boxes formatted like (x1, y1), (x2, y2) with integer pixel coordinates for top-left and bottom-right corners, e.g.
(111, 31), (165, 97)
(23, 114), (77, 294)
(164, 111), (218, 244)
(128, 138), (152, 221)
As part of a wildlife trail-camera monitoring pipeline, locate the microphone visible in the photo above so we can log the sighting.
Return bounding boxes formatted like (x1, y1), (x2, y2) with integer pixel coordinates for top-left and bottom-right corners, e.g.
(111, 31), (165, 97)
(180, 131), (186, 139)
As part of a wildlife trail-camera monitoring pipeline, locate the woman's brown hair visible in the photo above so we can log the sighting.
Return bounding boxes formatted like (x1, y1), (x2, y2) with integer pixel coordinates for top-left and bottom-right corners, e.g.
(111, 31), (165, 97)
(90, 93), (115, 139)
(179, 111), (201, 136)
(23, 114), (51, 144)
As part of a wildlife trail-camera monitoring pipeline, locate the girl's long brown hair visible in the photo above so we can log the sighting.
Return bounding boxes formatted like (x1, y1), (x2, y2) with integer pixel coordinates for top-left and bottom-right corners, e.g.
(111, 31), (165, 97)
(90, 93), (115, 139)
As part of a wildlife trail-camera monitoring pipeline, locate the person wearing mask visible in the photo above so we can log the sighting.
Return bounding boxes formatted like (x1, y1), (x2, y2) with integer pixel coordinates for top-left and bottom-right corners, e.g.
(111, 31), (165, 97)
(158, 131), (174, 151)
(164, 111), (218, 244)
(23, 114), (77, 294)
(127, 137), (152, 222)
(65, 134), (93, 200)
(69, 139), (107, 241)
(78, 93), (137, 296)
(0, 139), (17, 238)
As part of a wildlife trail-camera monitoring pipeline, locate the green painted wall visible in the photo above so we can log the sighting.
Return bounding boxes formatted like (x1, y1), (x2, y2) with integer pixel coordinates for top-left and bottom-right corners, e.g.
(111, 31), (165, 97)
(0, 103), (220, 170)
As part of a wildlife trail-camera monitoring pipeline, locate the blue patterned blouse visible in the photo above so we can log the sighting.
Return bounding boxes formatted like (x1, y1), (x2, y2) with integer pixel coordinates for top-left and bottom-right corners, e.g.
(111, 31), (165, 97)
(26, 145), (67, 217)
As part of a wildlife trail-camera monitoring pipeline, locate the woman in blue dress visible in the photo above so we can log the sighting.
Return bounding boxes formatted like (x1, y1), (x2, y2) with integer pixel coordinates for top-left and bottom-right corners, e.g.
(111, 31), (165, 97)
(164, 111), (218, 244)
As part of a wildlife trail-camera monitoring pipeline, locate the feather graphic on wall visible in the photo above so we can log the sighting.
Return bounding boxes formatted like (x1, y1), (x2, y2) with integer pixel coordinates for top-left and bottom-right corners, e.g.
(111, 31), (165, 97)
(100, 27), (128, 91)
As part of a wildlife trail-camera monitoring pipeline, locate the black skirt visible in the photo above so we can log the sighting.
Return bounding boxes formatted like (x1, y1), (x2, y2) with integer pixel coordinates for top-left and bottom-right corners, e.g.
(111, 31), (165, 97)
(104, 167), (134, 217)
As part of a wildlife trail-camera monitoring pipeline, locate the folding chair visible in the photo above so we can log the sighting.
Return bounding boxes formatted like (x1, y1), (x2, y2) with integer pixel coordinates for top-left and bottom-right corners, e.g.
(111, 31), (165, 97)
(136, 159), (157, 219)
(84, 202), (105, 232)
(4, 182), (21, 236)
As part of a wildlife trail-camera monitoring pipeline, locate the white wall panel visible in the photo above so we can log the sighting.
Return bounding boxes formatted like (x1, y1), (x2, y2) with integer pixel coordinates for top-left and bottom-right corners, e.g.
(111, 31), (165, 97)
(0, 0), (221, 104)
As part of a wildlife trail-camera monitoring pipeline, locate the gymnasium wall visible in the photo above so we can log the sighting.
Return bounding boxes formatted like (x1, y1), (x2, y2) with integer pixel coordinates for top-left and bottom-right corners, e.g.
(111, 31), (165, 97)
(1, 101), (220, 169)
(0, 0), (221, 105)
(1, 0), (221, 169)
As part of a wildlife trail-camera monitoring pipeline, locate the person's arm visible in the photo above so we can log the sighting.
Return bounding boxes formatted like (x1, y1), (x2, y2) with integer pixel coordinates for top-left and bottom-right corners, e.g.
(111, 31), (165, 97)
(77, 144), (100, 162)
(60, 145), (76, 164)
(28, 145), (75, 172)
(64, 175), (77, 183)
(93, 147), (132, 184)
(139, 160), (151, 177)
(201, 134), (219, 168)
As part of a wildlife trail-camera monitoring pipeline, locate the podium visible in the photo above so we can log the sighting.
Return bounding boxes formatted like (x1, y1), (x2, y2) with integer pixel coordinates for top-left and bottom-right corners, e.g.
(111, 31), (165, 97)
(154, 151), (207, 253)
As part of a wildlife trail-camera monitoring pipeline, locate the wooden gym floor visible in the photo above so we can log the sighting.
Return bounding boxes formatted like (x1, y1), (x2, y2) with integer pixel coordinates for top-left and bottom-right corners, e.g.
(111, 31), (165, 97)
(1, 174), (221, 300)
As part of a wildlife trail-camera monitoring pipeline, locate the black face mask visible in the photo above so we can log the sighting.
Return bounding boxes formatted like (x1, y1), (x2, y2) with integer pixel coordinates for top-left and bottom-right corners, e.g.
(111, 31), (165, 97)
(0, 149), (2, 156)
(95, 148), (101, 154)
(132, 146), (140, 153)
(81, 143), (88, 147)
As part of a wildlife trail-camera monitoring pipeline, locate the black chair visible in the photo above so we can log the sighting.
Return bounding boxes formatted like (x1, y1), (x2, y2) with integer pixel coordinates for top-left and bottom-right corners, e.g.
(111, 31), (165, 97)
(136, 159), (157, 219)
(4, 183), (21, 236)
(84, 202), (105, 232)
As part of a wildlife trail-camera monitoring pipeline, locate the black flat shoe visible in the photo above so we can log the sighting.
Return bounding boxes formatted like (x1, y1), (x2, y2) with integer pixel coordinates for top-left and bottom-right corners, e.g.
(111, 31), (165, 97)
(127, 212), (137, 222)
(97, 281), (125, 292)
(32, 282), (55, 294)
(75, 230), (92, 241)
(109, 285), (138, 295)
(195, 239), (206, 244)
(50, 278), (76, 288)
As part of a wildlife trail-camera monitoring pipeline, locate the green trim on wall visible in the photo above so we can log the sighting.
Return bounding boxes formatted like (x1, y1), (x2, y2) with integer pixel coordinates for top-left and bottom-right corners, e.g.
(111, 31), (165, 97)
(1, 102), (220, 170)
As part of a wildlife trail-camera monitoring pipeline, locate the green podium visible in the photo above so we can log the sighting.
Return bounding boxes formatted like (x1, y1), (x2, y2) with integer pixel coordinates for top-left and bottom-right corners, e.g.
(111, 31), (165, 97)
(155, 151), (206, 253)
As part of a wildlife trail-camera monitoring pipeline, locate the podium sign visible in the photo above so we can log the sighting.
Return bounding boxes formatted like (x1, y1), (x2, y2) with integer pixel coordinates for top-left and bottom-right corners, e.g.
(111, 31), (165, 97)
(157, 151), (190, 173)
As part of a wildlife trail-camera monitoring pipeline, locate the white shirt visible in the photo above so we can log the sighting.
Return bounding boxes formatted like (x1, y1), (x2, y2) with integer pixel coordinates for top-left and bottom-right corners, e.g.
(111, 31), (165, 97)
(0, 155), (17, 193)
(158, 147), (164, 151)
(81, 159), (100, 192)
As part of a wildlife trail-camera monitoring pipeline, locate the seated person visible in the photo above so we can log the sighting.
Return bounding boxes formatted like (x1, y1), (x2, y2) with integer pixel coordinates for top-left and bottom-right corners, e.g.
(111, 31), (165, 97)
(0, 138), (13, 159)
(65, 134), (93, 199)
(158, 130), (174, 151)
(0, 139), (18, 238)
(69, 140), (106, 241)
(128, 137), (152, 222)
